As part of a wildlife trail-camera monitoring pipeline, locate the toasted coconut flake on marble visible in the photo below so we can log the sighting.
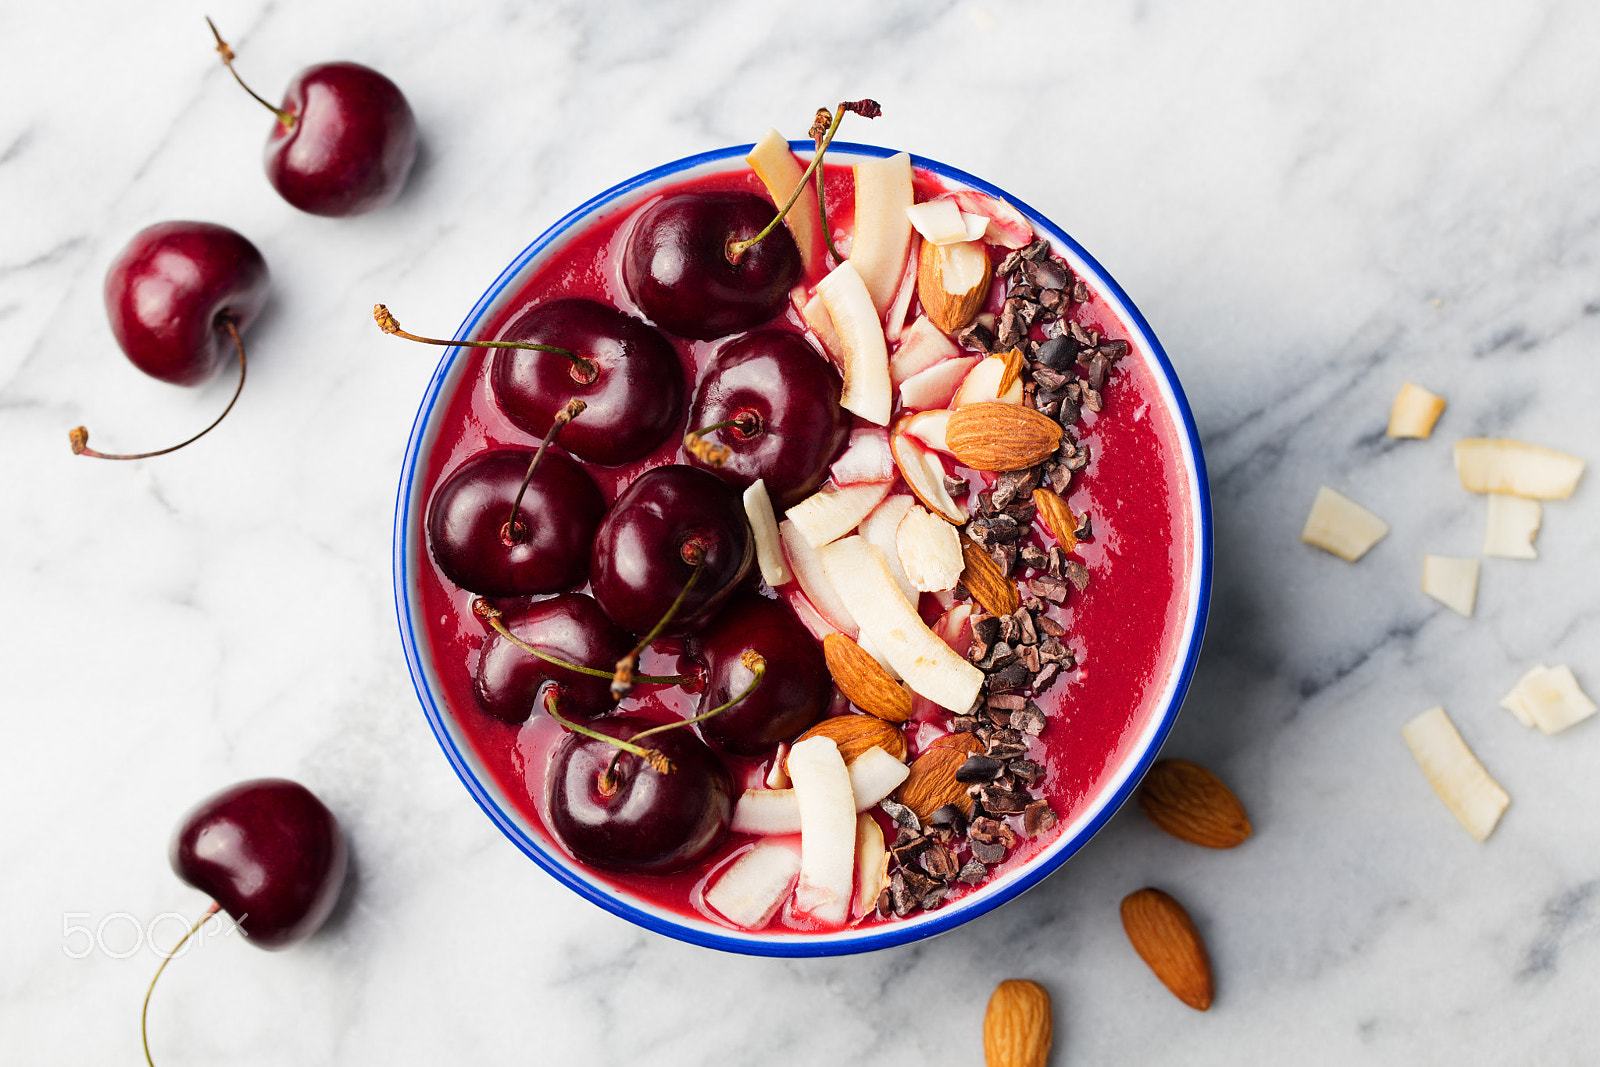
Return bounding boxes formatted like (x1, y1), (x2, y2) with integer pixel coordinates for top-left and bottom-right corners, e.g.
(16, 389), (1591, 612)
(1301, 486), (1389, 561)
(1402, 706), (1509, 842)
(1421, 555), (1479, 617)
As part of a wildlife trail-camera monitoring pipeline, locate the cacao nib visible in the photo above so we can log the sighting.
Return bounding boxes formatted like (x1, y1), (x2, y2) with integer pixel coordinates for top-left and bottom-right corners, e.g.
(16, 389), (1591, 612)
(1023, 801), (1059, 836)
(1062, 560), (1090, 591)
(956, 754), (1006, 783)
(1019, 544), (1049, 570)
(996, 248), (1026, 277)
(957, 860), (989, 885)
(979, 787), (1031, 815)
(1020, 239), (1051, 262)
(1009, 760), (1044, 785)
(987, 693), (1027, 712)
(879, 799), (921, 833)
(989, 542), (1017, 576)
(956, 321), (996, 353)
(969, 816), (1017, 847)
(1036, 612), (1065, 638)
(1034, 335), (1076, 371)
(918, 841), (960, 882)
(1011, 703), (1048, 736)
(1029, 576), (1069, 604)
(988, 662), (1032, 693)
(928, 804), (967, 834)
(943, 475), (970, 499)
(1032, 662), (1061, 693)
(970, 839), (1006, 865)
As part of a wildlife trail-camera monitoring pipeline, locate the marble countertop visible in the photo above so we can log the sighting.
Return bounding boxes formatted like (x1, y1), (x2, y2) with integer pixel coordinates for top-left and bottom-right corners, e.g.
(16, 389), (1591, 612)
(3, 0), (1597, 1062)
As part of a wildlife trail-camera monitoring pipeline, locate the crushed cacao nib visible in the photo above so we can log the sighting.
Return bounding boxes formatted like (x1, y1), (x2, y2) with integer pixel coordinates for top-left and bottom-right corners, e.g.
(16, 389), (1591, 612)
(989, 542), (1017, 577)
(1023, 801), (1059, 836)
(956, 320), (997, 353)
(1032, 662), (1061, 694)
(1009, 760), (1044, 786)
(1020, 239), (1052, 262)
(1029, 575), (1069, 604)
(1061, 560), (1090, 592)
(1071, 275), (1089, 302)
(975, 490), (996, 516)
(877, 886), (893, 916)
(1003, 502), (1037, 525)
(984, 704), (1013, 728)
(1011, 703), (1048, 736)
(993, 468), (1038, 504)
(969, 816), (1017, 848)
(957, 860), (989, 885)
(921, 884), (948, 911)
(1036, 611), (1065, 638)
(951, 714), (981, 734)
(1074, 512), (1093, 540)
(943, 475), (970, 499)
(1080, 384), (1103, 413)
(966, 519), (993, 548)
(879, 799), (921, 833)
(969, 839), (1006, 865)
(1016, 644), (1041, 674)
(1013, 610), (1038, 646)
(918, 841), (960, 882)
(1037, 636), (1068, 664)
(1023, 257), (1070, 291)
(1017, 544), (1049, 570)
(986, 513), (1022, 542)
(956, 754), (1006, 783)
(996, 247), (1027, 277)
(985, 736), (1029, 762)
(1037, 287), (1065, 313)
(928, 804), (967, 835)
(1042, 463), (1072, 495)
(997, 613), (1020, 645)
(976, 641), (1015, 671)
(987, 662), (1033, 693)
(1068, 321), (1098, 348)
(979, 787), (1031, 815)
(1032, 366), (1070, 392)
(987, 692), (1027, 713)
(890, 828), (931, 864)
(1034, 334), (1076, 371)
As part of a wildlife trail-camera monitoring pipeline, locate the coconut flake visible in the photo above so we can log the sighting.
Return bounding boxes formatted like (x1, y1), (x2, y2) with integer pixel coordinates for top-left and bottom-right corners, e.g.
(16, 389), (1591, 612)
(1483, 493), (1541, 560)
(1421, 555), (1479, 617)
(1402, 705), (1509, 842)
(1301, 486), (1389, 561)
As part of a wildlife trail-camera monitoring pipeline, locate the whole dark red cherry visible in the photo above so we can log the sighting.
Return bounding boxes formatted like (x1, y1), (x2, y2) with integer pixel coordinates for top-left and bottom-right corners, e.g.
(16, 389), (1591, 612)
(170, 779), (346, 950)
(622, 192), (801, 340)
(105, 221), (269, 387)
(547, 715), (733, 874)
(208, 20), (416, 217)
(428, 448), (605, 597)
(688, 592), (831, 757)
(590, 464), (753, 636)
(685, 330), (849, 508)
(491, 299), (686, 466)
(475, 593), (631, 723)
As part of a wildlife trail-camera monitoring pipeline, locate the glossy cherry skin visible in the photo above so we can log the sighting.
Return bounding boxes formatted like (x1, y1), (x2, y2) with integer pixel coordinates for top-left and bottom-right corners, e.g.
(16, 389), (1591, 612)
(688, 592), (831, 757)
(428, 448), (605, 597)
(622, 192), (801, 340)
(491, 299), (686, 466)
(590, 464), (753, 636)
(475, 593), (631, 723)
(266, 62), (417, 217)
(104, 221), (269, 386)
(547, 715), (733, 874)
(170, 779), (346, 950)
(686, 330), (850, 508)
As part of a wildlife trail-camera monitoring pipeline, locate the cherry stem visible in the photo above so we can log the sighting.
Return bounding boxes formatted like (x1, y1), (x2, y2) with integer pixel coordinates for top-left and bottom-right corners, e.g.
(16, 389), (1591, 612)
(631, 652), (767, 744)
(610, 550), (705, 701)
(727, 99), (878, 265)
(503, 398), (585, 543)
(142, 901), (222, 1067)
(373, 304), (598, 384)
(682, 413), (757, 468)
(471, 600), (690, 685)
(70, 318), (248, 461)
(205, 17), (296, 129)
(545, 689), (672, 778)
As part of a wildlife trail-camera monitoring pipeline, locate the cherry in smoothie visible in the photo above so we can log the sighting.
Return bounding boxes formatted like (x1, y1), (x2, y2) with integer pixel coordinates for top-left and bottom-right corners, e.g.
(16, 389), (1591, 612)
(546, 714), (734, 874)
(688, 591), (831, 757)
(472, 593), (633, 722)
(207, 19), (417, 217)
(70, 220), (269, 461)
(684, 329), (850, 508)
(589, 464), (753, 636)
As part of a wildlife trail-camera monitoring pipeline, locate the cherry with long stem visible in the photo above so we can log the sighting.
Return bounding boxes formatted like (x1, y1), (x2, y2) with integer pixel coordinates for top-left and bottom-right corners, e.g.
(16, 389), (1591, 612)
(205, 18), (296, 129)
(503, 397), (584, 543)
(373, 304), (598, 384)
(471, 599), (690, 686)
(610, 547), (705, 701)
(141, 901), (222, 1067)
(600, 651), (766, 791)
(682, 412), (760, 468)
(726, 98), (881, 265)
(545, 689), (671, 775)
(70, 318), (247, 461)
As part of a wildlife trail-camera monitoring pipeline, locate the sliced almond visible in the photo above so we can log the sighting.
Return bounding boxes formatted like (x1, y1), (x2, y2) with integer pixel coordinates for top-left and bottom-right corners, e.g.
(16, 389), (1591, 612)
(823, 633), (914, 723)
(793, 712), (908, 764)
(1455, 438), (1585, 499)
(945, 402), (1063, 472)
(1136, 759), (1251, 849)
(896, 505), (963, 592)
(896, 744), (971, 820)
(1386, 382), (1446, 438)
(1300, 486), (1388, 561)
(852, 813), (890, 921)
(1031, 487), (1079, 553)
(960, 534), (1021, 616)
(951, 354), (1025, 408)
(1402, 705), (1509, 841)
(917, 237), (993, 334)
(1421, 555), (1479, 616)
(983, 979), (1053, 1067)
(890, 425), (968, 524)
(900, 408), (953, 455)
(1483, 493), (1540, 559)
(1120, 888), (1214, 1011)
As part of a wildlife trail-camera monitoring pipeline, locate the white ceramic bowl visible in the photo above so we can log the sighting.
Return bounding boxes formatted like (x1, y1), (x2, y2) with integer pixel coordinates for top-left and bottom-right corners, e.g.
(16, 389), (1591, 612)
(393, 143), (1212, 956)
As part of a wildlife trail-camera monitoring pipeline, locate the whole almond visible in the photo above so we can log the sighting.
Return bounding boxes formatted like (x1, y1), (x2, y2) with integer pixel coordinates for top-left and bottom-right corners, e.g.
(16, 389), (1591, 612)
(928, 732), (984, 755)
(946, 403), (1063, 472)
(896, 745), (971, 819)
(1120, 887), (1213, 1011)
(960, 534), (1021, 616)
(792, 714), (907, 765)
(1032, 486), (1079, 553)
(1136, 759), (1251, 849)
(983, 979), (1053, 1067)
(918, 237), (992, 333)
(823, 633), (913, 722)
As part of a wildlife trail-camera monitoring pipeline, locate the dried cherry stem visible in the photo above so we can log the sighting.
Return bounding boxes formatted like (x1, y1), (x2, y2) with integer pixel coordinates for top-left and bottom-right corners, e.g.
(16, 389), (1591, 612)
(142, 901), (222, 1067)
(205, 17), (296, 129)
(471, 599), (689, 685)
(70, 318), (247, 461)
(682, 412), (759, 468)
(503, 398), (585, 542)
(726, 98), (881, 264)
(372, 304), (598, 384)
(610, 548), (705, 701)
(545, 690), (672, 780)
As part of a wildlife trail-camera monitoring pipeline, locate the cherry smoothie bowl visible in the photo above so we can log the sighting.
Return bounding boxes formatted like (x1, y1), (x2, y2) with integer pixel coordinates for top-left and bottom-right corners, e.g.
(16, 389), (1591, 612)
(392, 135), (1211, 957)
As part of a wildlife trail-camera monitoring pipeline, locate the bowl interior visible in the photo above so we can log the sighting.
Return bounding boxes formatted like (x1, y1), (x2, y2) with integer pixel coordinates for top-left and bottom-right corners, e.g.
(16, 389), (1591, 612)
(392, 143), (1212, 957)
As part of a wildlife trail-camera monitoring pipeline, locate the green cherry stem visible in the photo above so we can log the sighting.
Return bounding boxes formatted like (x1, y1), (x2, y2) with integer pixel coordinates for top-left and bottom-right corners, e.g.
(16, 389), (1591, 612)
(504, 397), (585, 543)
(142, 901), (222, 1067)
(545, 689), (672, 776)
(471, 600), (690, 686)
(373, 304), (598, 384)
(631, 652), (767, 745)
(205, 17), (296, 129)
(610, 549), (705, 701)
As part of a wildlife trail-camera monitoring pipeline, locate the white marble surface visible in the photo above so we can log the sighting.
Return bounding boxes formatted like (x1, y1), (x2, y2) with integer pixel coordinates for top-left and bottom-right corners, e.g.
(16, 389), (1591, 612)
(3, 0), (1598, 1062)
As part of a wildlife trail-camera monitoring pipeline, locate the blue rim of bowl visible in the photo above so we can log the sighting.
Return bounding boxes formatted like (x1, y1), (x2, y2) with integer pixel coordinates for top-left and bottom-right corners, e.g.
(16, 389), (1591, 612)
(392, 141), (1213, 957)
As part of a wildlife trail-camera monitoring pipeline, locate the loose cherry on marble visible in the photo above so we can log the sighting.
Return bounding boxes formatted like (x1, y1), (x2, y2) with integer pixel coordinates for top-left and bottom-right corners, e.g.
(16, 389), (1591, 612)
(683, 330), (849, 508)
(427, 400), (605, 597)
(546, 712), (734, 874)
(207, 20), (417, 217)
(589, 464), (753, 638)
(144, 779), (346, 1063)
(69, 221), (269, 461)
(687, 591), (830, 757)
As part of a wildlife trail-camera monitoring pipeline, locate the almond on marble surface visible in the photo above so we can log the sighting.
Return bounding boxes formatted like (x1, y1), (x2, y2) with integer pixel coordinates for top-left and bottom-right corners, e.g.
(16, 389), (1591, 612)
(1136, 759), (1251, 849)
(1120, 887), (1214, 1010)
(983, 979), (1053, 1067)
